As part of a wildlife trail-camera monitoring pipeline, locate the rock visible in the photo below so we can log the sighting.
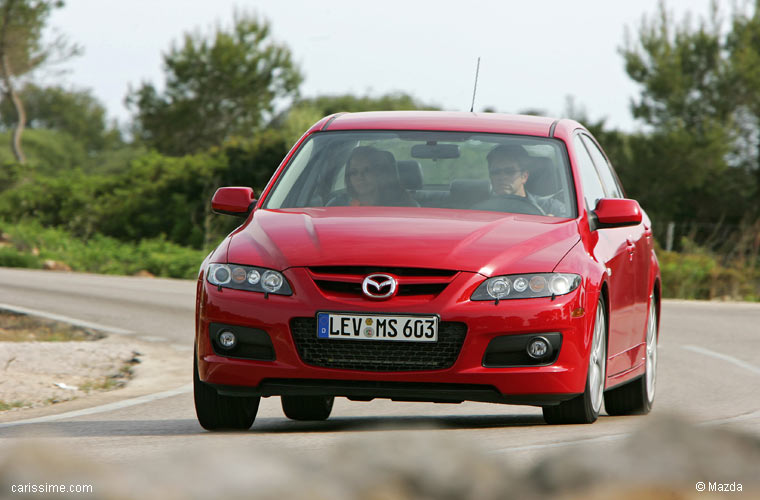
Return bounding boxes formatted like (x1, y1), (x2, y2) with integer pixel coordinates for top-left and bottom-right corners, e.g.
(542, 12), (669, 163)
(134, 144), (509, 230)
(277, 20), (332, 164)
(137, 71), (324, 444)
(0, 415), (759, 499)
(42, 260), (72, 272)
(531, 413), (760, 494)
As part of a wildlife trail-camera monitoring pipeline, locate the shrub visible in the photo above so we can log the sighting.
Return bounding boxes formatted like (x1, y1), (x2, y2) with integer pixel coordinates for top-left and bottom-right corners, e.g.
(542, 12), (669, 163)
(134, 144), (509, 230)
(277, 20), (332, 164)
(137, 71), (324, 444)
(0, 220), (205, 279)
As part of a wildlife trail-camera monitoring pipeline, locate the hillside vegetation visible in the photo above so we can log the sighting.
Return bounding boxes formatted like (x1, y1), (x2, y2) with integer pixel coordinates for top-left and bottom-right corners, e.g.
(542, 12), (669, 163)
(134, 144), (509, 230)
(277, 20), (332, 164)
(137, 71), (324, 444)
(0, 3), (758, 299)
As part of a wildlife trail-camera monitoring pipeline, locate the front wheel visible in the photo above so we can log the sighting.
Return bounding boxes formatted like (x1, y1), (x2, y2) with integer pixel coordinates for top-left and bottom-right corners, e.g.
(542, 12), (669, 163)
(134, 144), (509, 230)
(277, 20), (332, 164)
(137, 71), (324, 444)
(543, 297), (607, 424)
(604, 293), (658, 415)
(194, 356), (260, 431)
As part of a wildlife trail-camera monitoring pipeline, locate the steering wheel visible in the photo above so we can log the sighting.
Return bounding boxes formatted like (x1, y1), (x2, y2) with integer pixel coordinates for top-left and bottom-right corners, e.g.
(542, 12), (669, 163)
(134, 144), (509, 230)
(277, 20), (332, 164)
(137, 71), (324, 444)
(472, 194), (543, 216)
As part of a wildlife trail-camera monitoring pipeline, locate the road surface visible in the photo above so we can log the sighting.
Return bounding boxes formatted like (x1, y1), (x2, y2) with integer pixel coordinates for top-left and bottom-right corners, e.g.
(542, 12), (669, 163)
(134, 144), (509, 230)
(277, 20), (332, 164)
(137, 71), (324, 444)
(0, 267), (758, 492)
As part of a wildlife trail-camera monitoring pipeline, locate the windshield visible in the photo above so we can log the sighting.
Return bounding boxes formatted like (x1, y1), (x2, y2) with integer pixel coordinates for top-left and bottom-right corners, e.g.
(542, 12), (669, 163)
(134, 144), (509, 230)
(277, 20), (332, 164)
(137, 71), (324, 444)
(263, 131), (576, 218)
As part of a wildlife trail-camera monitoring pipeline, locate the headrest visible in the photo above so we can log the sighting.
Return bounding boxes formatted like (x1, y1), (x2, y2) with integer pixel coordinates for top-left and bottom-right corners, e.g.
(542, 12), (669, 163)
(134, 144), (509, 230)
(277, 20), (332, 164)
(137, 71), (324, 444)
(397, 160), (423, 190)
(525, 156), (558, 196)
(449, 179), (492, 208)
(376, 150), (398, 177)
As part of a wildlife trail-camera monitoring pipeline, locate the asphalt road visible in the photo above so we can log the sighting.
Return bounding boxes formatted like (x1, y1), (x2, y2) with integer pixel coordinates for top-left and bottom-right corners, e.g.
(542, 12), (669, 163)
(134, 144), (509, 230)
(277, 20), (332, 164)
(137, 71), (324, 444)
(1, 267), (759, 478)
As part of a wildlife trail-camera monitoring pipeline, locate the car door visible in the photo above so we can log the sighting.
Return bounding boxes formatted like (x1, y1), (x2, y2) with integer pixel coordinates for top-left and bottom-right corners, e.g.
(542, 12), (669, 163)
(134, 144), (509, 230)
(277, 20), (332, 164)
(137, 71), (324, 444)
(580, 134), (650, 367)
(572, 133), (638, 378)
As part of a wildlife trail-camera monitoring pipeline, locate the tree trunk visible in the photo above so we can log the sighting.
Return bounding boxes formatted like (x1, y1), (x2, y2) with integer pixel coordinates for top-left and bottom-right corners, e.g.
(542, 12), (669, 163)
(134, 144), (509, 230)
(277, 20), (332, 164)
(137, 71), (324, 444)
(0, 0), (26, 164)
(1, 53), (25, 164)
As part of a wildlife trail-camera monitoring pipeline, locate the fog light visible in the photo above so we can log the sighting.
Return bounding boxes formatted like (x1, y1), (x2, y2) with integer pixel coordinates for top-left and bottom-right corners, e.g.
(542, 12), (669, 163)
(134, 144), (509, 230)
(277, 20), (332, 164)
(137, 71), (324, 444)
(218, 330), (237, 350)
(526, 336), (552, 360)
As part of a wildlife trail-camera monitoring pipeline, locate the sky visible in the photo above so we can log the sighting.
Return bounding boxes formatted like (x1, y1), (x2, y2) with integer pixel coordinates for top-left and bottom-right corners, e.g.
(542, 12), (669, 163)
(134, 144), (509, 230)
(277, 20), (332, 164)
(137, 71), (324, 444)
(47, 0), (720, 132)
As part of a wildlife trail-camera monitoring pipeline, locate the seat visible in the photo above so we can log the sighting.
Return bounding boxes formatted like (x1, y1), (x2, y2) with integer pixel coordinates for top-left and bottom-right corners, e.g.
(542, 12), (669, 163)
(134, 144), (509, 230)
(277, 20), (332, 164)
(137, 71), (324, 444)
(449, 179), (492, 208)
(525, 157), (559, 196)
(397, 160), (423, 191)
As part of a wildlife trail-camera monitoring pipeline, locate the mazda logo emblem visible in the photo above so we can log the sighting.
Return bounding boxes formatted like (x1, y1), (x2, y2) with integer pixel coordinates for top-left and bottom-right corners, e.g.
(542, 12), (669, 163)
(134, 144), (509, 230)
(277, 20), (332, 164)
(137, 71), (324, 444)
(362, 274), (398, 300)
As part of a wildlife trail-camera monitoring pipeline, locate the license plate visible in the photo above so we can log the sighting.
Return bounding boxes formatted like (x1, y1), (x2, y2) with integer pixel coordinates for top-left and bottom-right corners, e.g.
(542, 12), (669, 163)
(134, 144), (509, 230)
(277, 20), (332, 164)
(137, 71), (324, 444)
(317, 312), (438, 342)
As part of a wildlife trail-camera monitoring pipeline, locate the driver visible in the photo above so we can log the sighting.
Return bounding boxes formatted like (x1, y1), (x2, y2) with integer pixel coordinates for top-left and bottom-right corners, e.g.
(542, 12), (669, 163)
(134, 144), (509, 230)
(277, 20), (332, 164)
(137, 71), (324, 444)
(472, 144), (564, 216)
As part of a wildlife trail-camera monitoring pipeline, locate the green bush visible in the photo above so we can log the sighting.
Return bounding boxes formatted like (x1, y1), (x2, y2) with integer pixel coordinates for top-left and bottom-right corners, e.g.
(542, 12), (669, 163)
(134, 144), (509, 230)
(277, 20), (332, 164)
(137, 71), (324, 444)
(0, 246), (41, 269)
(0, 220), (206, 279)
(658, 238), (759, 301)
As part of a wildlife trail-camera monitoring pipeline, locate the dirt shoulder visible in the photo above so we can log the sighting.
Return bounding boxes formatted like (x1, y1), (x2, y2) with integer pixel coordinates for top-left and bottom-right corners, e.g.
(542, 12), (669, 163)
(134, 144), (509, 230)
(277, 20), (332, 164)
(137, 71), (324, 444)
(0, 310), (189, 416)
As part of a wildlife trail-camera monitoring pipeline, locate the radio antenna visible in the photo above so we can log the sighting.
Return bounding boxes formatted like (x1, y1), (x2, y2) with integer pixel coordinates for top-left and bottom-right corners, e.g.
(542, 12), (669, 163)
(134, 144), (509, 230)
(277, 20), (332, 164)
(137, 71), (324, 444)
(469, 57), (481, 113)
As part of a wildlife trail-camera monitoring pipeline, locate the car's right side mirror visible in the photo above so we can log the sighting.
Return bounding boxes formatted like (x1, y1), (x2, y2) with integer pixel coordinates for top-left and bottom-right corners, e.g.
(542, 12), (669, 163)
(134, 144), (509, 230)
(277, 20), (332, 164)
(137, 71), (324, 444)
(211, 187), (257, 217)
(592, 198), (642, 230)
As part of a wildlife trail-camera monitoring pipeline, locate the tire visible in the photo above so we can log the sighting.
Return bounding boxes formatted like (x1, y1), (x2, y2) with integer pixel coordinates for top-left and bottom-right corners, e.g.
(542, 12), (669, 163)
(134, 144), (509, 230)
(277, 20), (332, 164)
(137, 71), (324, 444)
(604, 294), (658, 415)
(543, 297), (607, 425)
(281, 395), (334, 421)
(194, 356), (260, 431)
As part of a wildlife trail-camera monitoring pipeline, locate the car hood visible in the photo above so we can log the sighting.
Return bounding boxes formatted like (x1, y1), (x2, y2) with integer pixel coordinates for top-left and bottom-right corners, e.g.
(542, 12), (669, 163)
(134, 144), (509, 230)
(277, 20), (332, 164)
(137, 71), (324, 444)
(226, 207), (580, 276)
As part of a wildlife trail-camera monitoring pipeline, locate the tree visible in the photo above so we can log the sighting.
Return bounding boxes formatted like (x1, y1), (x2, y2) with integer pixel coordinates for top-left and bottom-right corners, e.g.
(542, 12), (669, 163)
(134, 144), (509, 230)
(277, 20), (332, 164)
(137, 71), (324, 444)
(0, 83), (121, 152)
(126, 12), (302, 156)
(274, 92), (438, 144)
(0, 0), (76, 164)
(621, 3), (734, 131)
(727, 1), (760, 179)
(294, 92), (437, 116)
(619, 1), (759, 244)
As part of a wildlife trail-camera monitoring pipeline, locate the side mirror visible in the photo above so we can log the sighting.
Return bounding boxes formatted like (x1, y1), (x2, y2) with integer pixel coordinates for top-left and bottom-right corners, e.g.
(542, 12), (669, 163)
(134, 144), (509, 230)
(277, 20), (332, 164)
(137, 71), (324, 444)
(211, 187), (256, 217)
(592, 198), (642, 229)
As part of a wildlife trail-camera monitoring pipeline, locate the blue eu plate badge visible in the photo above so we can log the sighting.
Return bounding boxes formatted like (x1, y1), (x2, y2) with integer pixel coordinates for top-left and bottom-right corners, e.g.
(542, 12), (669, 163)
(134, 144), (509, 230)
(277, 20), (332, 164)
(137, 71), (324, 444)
(317, 313), (330, 338)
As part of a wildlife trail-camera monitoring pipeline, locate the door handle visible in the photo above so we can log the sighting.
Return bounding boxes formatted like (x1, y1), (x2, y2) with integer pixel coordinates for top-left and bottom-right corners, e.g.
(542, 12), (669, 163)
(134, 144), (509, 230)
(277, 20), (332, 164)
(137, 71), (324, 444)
(625, 238), (635, 261)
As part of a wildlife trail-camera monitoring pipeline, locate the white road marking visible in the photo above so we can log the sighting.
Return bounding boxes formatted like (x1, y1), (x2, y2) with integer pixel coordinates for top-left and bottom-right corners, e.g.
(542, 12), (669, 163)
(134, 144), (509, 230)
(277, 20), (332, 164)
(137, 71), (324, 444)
(682, 345), (760, 376)
(491, 345), (760, 454)
(0, 303), (134, 335)
(0, 384), (192, 429)
(700, 408), (760, 426)
(490, 433), (628, 453)
(490, 407), (760, 454)
(138, 335), (168, 342)
(0, 303), (193, 428)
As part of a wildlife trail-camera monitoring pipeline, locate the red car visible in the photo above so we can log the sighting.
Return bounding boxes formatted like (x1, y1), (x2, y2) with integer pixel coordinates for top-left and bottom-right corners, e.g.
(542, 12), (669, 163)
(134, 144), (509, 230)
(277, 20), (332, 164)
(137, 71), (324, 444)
(194, 111), (661, 429)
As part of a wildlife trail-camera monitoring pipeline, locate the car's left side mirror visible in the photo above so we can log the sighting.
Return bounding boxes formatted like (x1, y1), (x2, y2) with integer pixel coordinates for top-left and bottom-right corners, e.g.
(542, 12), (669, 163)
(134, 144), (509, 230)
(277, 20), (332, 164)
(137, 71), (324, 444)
(211, 187), (257, 217)
(592, 198), (642, 230)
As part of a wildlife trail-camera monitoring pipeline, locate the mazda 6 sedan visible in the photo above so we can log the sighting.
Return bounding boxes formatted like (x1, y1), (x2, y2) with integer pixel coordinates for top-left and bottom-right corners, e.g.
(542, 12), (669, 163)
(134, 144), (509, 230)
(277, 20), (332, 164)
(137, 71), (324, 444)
(194, 111), (661, 429)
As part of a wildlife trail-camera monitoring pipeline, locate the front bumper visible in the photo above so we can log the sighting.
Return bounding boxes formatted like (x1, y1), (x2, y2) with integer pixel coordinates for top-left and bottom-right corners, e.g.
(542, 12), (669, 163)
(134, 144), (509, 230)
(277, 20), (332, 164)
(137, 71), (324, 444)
(196, 268), (592, 406)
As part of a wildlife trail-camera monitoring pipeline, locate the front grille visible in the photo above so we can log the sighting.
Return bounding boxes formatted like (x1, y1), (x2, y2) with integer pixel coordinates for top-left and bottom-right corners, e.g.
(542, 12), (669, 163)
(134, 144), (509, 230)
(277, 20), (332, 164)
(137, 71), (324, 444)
(314, 280), (448, 296)
(307, 266), (458, 299)
(290, 318), (467, 371)
(308, 266), (456, 277)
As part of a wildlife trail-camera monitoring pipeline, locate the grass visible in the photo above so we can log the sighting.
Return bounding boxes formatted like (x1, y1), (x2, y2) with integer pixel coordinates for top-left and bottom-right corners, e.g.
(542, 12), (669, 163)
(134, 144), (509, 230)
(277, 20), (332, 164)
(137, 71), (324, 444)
(0, 400), (27, 411)
(0, 311), (105, 342)
(79, 365), (135, 393)
(658, 239), (760, 301)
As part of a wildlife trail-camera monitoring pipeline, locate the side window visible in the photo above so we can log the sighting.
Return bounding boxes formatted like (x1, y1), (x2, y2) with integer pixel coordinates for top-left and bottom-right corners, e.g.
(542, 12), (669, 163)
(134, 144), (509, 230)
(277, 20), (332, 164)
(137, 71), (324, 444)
(581, 134), (623, 198)
(573, 135), (606, 211)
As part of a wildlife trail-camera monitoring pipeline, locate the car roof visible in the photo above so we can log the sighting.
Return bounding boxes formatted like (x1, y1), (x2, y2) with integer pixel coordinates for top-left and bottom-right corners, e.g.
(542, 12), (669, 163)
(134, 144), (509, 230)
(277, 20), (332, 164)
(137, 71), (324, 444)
(318, 111), (560, 137)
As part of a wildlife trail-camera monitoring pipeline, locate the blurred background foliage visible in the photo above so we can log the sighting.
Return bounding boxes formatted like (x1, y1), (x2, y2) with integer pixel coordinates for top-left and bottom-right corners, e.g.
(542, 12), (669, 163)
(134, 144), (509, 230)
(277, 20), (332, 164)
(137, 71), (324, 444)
(0, 3), (758, 298)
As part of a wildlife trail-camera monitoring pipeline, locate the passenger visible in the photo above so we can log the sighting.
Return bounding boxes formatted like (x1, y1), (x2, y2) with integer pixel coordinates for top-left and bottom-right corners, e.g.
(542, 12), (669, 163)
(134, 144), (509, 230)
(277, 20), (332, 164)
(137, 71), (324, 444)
(328, 146), (417, 207)
(472, 144), (564, 216)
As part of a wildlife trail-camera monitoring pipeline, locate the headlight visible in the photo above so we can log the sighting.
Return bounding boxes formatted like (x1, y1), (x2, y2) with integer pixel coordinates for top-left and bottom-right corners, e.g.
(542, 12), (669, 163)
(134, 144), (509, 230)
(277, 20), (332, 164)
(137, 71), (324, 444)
(207, 263), (292, 296)
(472, 273), (581, 301)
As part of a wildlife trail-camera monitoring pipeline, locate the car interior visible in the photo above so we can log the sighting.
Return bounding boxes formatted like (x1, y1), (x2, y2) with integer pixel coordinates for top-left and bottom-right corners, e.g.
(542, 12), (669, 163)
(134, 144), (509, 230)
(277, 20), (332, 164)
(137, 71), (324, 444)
(266, 133), (576, 218)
